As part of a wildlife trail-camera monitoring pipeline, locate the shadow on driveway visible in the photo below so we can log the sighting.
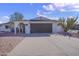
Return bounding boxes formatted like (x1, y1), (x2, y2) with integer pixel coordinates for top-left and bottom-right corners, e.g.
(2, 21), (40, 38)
(0, 33), (51, 37)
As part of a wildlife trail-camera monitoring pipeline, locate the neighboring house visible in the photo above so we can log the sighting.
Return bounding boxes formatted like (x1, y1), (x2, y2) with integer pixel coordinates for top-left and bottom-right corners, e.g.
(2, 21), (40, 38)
(0, 23), (11, 32)
(0, 16), (63, 34)
(72, 24), (79, 30)
(68, 24), (79, 33)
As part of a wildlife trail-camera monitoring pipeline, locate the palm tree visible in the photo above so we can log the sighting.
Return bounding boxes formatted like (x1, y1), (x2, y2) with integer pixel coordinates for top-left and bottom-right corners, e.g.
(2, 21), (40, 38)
(58, 17), (78, 32)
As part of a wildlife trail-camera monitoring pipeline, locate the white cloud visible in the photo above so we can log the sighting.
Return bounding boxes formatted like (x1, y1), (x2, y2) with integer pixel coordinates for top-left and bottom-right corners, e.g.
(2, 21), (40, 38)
(2, 16), (9, 19)
(44, 16), (59, 20)
(0, 16), (10, 23)
(42, 3), (79, 12)
(0, 21), (2, 24)
(36, 9), (52, 17)
(71, 9), (79, 12)
(36, 10), (42, 16)
(36, 10), (49, 17)
(43, 4), (55, 11)
(36, 11), (59, 20)
(59, 9), (67, 12)
(74, 6), (79, 8)
(36, 3), (79, 19)
(56, 3), (79, 12)
(53, 3), (66, 8)
(43, 11), (52, 14)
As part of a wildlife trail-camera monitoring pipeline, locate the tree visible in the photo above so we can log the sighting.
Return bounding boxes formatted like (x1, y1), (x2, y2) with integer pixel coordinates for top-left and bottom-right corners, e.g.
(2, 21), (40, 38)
(10, 12), (24, 21)
(9, 12), (24, 33)
(58, 17), (78, 32)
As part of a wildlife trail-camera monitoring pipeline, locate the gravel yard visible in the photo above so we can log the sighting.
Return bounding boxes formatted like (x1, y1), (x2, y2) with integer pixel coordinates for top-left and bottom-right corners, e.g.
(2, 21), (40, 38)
(0, 36), (24, 56)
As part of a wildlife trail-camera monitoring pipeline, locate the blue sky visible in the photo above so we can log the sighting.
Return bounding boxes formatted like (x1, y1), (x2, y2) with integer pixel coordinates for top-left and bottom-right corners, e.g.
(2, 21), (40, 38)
(0, 3), (79, 23)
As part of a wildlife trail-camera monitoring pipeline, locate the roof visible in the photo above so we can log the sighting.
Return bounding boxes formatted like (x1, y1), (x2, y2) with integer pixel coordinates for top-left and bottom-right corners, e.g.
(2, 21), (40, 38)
(30, 16), (50, 20)
(30, 16), (58, 22)
(0, 22), (11, 26)
(0, 16), (59, 25)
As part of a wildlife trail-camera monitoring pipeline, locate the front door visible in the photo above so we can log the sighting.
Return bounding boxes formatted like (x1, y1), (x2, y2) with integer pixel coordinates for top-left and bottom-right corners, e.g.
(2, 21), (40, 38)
(19, 23), (25, 33)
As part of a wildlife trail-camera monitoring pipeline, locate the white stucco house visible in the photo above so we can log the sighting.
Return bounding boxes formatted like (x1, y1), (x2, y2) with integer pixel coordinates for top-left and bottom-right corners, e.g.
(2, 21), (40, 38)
(0, 16), (63, 34)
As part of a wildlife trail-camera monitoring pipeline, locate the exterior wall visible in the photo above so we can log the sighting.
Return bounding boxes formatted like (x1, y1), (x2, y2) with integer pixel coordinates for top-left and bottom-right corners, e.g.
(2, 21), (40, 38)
(52, 23), (63, 33)
(29, 21), (63, 33)
(25, 24), (30, 34)
(14, 21), (31, 34)
(0, 21), (63, 34)
(13, 21), (64, 34)
(0, 25), (11, 32)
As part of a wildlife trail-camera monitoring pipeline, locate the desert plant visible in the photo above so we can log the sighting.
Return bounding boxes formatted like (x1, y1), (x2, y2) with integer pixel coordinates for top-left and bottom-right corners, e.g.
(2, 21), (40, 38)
(58, 17), (78, 32)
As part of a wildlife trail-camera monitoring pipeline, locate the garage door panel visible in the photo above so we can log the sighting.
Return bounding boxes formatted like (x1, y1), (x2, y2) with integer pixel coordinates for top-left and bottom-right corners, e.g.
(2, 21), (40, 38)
(30, 23), (52, 33)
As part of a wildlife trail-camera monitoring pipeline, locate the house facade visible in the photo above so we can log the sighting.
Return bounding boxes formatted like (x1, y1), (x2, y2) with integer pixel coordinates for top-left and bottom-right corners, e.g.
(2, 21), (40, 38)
(0, 16), (63, 34)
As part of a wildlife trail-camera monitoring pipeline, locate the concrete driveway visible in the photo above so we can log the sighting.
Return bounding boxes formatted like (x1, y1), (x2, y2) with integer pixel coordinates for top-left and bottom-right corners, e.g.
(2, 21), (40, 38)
(8, 34), (79, 56)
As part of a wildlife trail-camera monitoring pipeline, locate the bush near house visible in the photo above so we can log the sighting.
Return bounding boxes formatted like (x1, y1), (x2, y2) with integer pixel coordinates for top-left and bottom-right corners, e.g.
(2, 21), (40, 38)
(58, 17), (78, 36)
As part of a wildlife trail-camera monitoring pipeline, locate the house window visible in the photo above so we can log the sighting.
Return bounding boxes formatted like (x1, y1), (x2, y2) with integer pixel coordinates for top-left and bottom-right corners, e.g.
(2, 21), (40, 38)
(5, 25), (9, 29)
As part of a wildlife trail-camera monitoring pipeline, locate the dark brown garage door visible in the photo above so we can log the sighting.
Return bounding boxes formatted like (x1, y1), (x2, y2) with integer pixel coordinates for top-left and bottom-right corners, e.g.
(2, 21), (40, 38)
(30, 23), (52, 33)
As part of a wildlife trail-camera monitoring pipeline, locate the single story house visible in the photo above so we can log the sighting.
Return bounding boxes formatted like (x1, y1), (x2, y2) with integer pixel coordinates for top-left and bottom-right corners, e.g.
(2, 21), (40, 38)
(71, 24), (79, 30)
(0, 16), (63, 34)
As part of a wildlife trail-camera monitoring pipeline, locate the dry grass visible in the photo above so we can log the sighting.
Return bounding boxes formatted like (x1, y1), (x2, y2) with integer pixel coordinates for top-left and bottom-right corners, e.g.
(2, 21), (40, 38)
(0, 36), (24, 56)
